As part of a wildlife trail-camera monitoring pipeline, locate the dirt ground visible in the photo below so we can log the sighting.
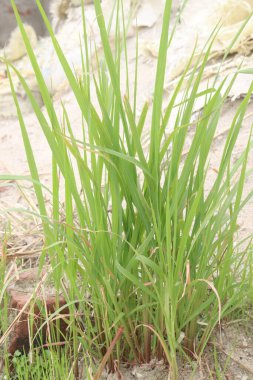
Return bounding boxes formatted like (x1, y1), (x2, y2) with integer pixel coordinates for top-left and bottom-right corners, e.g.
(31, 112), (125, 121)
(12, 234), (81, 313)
(100, 323), (253, 379)
(0, 0), (253, 379)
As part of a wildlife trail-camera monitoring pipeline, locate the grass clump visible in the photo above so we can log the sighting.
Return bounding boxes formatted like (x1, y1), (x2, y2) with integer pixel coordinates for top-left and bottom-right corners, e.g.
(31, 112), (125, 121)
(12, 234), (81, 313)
(10, 349), (76, 380)
(1, 0), (253, 378)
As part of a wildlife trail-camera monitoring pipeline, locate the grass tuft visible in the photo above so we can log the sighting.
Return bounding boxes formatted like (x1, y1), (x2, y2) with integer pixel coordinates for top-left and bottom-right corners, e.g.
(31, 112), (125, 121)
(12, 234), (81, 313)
(1, 0), (253, 378)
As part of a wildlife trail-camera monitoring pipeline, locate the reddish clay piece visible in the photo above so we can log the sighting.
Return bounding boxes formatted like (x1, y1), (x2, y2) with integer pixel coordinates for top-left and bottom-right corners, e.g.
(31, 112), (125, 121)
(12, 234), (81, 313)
(7, 268), (69, 355)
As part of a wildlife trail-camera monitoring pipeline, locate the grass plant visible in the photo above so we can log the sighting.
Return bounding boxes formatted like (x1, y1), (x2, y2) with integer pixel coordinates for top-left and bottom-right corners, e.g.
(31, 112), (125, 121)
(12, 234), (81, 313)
(10, 348), (76, 380)
(1, 0), (253, 378)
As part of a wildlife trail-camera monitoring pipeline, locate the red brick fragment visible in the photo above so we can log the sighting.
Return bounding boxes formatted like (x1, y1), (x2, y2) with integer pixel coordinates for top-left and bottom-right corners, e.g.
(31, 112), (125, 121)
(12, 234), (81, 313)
(6, 268), (69, 355)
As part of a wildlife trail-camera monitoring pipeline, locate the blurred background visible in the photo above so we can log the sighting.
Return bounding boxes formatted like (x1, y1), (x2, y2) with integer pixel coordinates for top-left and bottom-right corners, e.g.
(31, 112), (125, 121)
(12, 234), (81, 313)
(0, 0), (51, 47)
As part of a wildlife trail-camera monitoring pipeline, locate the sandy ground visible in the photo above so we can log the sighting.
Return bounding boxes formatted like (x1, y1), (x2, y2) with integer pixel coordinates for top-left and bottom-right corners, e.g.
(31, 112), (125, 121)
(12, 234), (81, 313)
(0, 0), (253, 378)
